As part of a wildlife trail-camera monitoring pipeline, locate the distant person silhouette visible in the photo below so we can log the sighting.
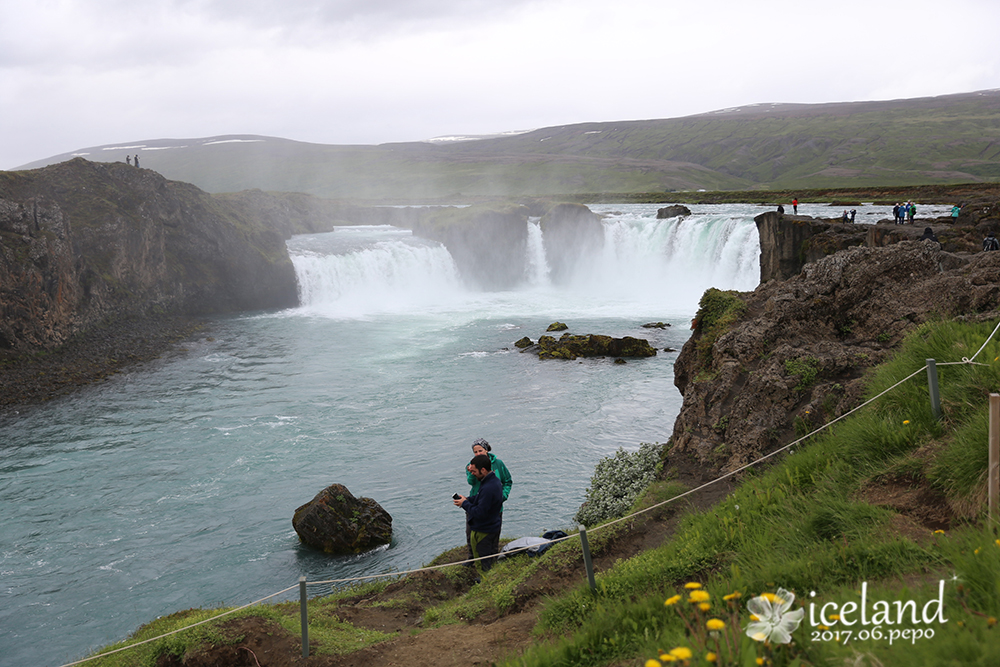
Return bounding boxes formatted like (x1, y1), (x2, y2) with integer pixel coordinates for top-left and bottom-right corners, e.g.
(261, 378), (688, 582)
(984, 232), (999, 252)
(792, 198), (798, 214)
(126, 155), (131, 166)
(134, 154), (140, 168)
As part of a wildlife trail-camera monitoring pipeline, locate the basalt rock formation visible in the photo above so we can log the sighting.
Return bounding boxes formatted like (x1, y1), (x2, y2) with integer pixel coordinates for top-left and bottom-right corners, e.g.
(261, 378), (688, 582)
(756, 206), (1000, 282)
(410, 203), (531, 290)
(0, 159), (298, 352)
(292, 484), (393, 555)
(670, 238), (1000, 476)
(539, 203), (605, 284)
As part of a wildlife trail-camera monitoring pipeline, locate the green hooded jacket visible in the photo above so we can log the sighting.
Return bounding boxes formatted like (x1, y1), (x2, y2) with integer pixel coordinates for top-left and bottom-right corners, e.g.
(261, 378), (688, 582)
(467, 452), (512, 502)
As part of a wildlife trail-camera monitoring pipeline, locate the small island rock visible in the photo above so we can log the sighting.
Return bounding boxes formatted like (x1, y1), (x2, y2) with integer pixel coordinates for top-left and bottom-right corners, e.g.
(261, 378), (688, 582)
(293, 484), (392, 555)
(656, 205), (691, 219)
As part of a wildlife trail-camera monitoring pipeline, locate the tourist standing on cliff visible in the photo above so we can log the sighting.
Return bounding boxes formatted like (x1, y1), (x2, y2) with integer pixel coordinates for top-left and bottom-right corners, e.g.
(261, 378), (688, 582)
(908, 202), (916, 224)
(892, 204), (901, 224)
(463, 438), (511, 563)
(454, 454), (503, 574)
(792, 198), (798, 214)
(984, 232), (999, 252)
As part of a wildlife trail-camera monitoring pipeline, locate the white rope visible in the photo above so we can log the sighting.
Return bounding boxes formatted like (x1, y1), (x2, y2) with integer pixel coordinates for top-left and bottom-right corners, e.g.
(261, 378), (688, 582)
(55, 584), (299, 667)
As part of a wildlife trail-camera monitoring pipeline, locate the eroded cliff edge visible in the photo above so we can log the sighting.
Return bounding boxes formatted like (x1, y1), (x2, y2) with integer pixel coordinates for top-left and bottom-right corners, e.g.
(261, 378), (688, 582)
(669, 239), (1000, 477)
(0, 159), (300, 352)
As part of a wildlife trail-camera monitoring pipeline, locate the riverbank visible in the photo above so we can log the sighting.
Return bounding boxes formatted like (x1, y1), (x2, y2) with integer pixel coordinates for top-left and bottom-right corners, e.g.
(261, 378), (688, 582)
(0, 315), (206, 417)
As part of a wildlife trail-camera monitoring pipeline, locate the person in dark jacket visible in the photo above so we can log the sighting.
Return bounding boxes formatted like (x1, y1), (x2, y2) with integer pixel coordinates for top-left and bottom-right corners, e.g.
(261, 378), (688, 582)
(454, 454), (503, 574)
(465, 438), (512, 564)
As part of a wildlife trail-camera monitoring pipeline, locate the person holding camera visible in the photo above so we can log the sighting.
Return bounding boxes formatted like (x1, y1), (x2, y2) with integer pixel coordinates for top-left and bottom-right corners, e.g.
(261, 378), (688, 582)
(453, 453), (504, 574)
(461, 438), (511, 563)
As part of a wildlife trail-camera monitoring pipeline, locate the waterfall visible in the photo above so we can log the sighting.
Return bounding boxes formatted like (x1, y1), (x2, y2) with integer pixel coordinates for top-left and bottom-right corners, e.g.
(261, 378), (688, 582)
(288, 226), (463, 317)
(287, 207), (760, 317)
(525, 218), (551, 286)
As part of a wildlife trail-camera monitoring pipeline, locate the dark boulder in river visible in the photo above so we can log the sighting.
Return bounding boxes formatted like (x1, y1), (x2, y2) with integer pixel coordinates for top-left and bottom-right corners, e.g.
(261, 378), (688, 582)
(292, 484), (393, 555)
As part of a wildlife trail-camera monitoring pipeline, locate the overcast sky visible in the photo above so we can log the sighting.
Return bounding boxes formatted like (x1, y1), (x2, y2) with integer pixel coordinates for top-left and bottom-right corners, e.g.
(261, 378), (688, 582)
(3, 0), (999, 169)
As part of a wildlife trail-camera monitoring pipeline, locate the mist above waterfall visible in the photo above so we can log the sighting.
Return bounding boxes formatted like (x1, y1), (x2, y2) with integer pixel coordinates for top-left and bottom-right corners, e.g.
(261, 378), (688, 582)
(288, 204), (761, 319)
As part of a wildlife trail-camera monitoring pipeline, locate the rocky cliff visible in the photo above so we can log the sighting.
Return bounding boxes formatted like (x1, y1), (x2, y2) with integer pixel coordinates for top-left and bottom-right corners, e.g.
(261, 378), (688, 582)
(0, 159), (299, 352)
(756, 198), (1000, 282)
(670, 238), (1000, 477)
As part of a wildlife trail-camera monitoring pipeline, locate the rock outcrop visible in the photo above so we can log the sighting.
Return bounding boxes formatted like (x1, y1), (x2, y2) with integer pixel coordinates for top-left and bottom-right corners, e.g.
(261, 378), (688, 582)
(539, 203), (605, 284)
(0, 159), (298, 351)
(670, 240), (1000, 476)
(755, 210), (997, 283)
(411, 203), (531, 290)
(657, 205), (691, 219)
(522, 333), (658, 360)
(292, 484), (393, 555)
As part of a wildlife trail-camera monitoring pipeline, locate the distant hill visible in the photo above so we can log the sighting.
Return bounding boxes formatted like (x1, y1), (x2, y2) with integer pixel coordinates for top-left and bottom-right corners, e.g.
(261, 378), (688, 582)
(14, 90), (1000, 200)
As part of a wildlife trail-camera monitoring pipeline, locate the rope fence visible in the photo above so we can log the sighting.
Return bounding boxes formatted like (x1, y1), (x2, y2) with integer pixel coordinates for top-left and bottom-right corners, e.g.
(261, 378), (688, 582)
(56, 319), (1000, 666)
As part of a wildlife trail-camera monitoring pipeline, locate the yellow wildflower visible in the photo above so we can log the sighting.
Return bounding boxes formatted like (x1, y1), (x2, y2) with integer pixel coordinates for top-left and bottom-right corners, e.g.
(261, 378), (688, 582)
(699, 602), (711, 612)
(756, 659), (765, 666)
(934, 529), (946, 535)
(669, 647), (693, 660)
(646, 660), (663, 667)
(688, 590), (710, 603)
(761, 591), (787, 605)
(989, 617), (997, 628)
(723, 591), (742, 601)
(750, 614), (760, 621)
(665, 595), (682, 606)
(706, 652), (718, 663)
(659, 655), (677, 663)
(684, 582), (703, 589)
(706, 618), (726, 631)
(903, 420), (910, 425)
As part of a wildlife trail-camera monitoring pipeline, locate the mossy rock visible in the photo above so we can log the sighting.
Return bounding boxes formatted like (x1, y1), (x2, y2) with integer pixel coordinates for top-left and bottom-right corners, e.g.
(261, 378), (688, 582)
(547, 322), (569, 332)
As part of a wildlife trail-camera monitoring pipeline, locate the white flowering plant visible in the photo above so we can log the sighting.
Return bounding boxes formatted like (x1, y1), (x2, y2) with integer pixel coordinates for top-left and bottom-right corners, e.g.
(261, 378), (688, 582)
(574, 441), (664, 527)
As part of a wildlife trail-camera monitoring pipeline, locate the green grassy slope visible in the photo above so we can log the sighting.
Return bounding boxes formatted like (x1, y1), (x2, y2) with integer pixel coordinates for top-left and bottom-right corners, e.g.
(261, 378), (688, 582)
(15, 91), (1000, 200)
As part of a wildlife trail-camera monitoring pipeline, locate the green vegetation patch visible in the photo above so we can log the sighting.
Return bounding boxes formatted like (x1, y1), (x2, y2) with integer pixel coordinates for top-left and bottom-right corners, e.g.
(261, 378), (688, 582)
(693, 288), (747, 368)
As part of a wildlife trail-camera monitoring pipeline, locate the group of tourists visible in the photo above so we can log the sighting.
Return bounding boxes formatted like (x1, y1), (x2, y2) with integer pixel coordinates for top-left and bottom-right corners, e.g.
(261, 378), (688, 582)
(452, 438), (512, 576)
(892, 202), (916, 224)
(125, 154), (140, 167)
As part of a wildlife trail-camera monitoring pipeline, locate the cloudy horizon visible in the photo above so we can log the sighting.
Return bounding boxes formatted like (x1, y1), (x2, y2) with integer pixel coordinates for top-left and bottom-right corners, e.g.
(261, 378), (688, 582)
(3, 0), (999, 170)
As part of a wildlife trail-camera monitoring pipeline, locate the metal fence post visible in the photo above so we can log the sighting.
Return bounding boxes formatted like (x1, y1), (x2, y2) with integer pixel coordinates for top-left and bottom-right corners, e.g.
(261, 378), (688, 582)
(990, 395), (1000, 525)
(578, 525), (596, 592)
(299, 576), (309, 658)
(926, 359), (942, 420)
